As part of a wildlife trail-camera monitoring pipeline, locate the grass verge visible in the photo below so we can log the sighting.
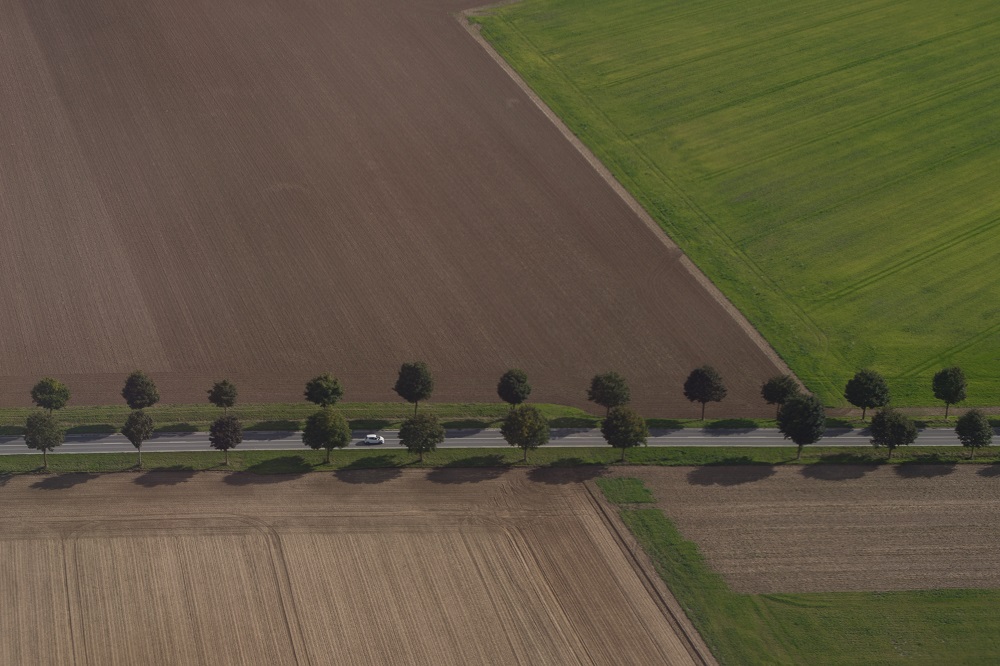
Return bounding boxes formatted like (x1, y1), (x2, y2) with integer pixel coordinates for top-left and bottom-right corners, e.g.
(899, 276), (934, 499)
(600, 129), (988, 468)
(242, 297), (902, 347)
(602, 482), (1000, 664)
(2, 445), (997, 475)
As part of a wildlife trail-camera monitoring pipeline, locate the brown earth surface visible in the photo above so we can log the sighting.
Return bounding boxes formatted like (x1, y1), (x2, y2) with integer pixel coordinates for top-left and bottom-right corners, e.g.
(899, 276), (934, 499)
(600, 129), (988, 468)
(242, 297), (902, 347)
(0, 468), (707, 665)
(0, 0), (783, 415)
(626, 464), (1000, 593)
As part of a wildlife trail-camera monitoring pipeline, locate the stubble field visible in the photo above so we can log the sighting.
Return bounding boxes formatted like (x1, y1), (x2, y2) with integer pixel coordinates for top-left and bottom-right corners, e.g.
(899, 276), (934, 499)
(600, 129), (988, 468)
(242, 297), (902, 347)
(0, 469), (707, 664)
(630, 465), (1000, 593)
(0, 0), (783, 416)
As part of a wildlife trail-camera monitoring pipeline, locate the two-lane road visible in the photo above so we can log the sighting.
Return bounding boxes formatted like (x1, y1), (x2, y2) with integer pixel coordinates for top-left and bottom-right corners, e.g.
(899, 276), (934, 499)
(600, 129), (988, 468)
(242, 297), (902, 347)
(0, 427), (975, 455)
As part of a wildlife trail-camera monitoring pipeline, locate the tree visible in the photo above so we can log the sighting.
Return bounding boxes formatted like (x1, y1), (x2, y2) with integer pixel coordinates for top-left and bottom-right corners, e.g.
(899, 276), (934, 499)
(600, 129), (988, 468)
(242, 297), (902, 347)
(30, 377), (70, 413)
(304, 373), (344, 408)
(122, 410), (154, 468)
(843, 369), (889, 420)
(399, 413), (445, 462)
(394, 362), (434, 416)
(932, 367), (967, 419)
(122, 370), (160, 410)
(302, 408), (351, 464)
(760, 375), (799, 419)
(777, 394), (825, 460)
(25, 411), (63, 470)
(209, 415), (243, 466)
(497, 369), (532, 409)
(500, 405), (549, 462)
(683, 366), (727, 420)
(207, 379), (238, 413)
(868, 408), (917, 459)
(600, 406), (648, 462)
(955, 409), (992, 460)
(587, 372), (630, 416)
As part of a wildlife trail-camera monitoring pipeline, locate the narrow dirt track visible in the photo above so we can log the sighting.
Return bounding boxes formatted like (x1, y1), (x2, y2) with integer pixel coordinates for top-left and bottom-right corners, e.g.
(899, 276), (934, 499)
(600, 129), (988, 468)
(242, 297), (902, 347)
(0, 0), (782, 416)
(0, 469), (704, 664)
(627, 465), (1000, 593)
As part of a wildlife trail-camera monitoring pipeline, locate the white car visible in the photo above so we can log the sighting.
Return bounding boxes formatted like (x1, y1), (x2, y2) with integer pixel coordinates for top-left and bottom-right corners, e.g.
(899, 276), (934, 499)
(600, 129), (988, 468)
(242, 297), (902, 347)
(362, 434), (385, 446)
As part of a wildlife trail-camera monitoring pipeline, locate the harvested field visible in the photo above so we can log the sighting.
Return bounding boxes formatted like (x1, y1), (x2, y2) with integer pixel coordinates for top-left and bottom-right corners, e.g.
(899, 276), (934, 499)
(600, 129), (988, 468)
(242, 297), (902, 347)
(0, 0), (783, 416)
(0, 469), (706, 664)
(627, 465), (1000, 593)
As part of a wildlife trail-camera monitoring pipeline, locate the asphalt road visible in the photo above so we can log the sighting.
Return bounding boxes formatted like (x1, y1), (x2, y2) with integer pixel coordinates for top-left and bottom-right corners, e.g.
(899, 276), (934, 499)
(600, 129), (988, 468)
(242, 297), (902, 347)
(0, 428), (976, 455)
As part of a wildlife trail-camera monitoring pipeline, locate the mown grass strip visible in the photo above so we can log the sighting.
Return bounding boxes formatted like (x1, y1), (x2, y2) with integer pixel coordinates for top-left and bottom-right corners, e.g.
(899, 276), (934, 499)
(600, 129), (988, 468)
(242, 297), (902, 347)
(594, 477), (655, 503)
(603, 483), (1000, 664)
(2, 445), (998, 475)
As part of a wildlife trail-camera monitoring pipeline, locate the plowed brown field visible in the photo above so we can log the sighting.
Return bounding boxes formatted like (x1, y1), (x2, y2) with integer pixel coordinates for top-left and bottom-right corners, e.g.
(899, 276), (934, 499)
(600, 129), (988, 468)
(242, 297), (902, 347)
(0, 0), (782, 415)
(0, 469), (707, 664)
(629, 465), (1000, 593)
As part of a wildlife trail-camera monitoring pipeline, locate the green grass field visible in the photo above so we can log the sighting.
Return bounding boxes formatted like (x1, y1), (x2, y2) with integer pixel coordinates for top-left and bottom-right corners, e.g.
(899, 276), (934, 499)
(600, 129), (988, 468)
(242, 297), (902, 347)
(603, 482), (1000, 664)
(475, 0), (1000, 406)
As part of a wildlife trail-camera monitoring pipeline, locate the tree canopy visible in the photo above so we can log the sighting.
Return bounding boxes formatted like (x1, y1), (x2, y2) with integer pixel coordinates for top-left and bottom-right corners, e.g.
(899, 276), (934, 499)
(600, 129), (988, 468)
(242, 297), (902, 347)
(304, 373), (344, 408)
(843, 369), (889, 420)
(209, 414), (243, 465)
(500, 404), (549, 462)
(122, 410), (154, 468)
(600, 405), (648, 462)
(777, 394), (825, 459)
(955, 409), (992, 459)
(760, 375), (799, 418)
(587, 372), (630, 415)
(122, 371), (160, 410)
(394, 362), (434, 416)
(25, 411), (63, 469)
(302, 408), (352, 463)
(683, 366), (728, 420)
(207, 379), (238, 412)
(30, 377), (70, 412)
(868, 408), (917, 459)
(932, 367), (967, 418)
(497, 369), (532, 407)
(399, 413), (445, 462)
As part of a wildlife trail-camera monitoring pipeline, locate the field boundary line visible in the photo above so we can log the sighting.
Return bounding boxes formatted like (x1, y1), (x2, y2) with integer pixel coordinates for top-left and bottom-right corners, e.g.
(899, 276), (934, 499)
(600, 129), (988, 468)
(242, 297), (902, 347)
(458, 6), (798, 384)
(582, 479), (717, 666)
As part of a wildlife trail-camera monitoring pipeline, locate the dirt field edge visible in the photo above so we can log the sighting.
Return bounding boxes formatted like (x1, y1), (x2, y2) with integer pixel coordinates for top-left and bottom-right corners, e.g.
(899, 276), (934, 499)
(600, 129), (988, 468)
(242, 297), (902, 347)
(583, 480), (717, 665)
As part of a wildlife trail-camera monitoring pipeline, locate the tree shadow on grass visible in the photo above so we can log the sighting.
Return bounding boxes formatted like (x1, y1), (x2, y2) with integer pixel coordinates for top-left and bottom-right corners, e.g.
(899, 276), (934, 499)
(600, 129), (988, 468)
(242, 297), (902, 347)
(549, 417), (598, 429)
(153, 423), (198, 435)
(133, 466), (197, 487)
(646, 419), (684, 430)
(703, 419), (759, 435)
(894, 459), (956, 479)
(817, 452), (878, 464)
(977, 464), (1000, 478)
(527, 460), (606, 485)
(31, 473), (99, 490)
(65, 425), (118, 436)
(246, 420), (300, 432)
(223, 456), (312, 485)
(335, 456), (403, 484)
(801, 464), (877, 481)
(426, 455), (510, 484)
(349, 419), (392, 432)
(687, 460), (776, 486)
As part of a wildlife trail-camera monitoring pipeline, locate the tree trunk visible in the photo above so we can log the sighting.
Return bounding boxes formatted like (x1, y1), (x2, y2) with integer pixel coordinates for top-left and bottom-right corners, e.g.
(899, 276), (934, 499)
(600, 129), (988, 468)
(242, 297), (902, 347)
(523, 448), (527, 462)
(970, 446), (975, 460)
(326, 448), (331, 464)
(861, 406), (867, 421)
(621, 447), (626, 463)
(945, 403), (950, 419)
(43, 448), (48, 470)
(796, 444), (802, 460)
(138, 447), (142, 469)
(225, 449), (229, 466)
(419, 449), (424, 463)
(414, 402), (418, 417)
(887, 447), (893, 460)
(701, 402), (706, 421)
